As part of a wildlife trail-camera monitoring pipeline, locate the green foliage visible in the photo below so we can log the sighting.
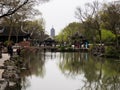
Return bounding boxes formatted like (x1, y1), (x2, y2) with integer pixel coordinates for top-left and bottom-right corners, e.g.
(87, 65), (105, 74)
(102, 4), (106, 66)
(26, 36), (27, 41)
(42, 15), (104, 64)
(22, 19), (45, 41)
(4, 40), (14, 46)
(75, 1), (120, 46)
(83, 18), (98, 41)
(101, 3), (120, 47)
(55, 32), (64, 43)
(105, 46), (120, 58)
(56, 22), (84, 44)
(96, 29), (115, 43)
(59, 46), (65, 51)
(101, 29), (115, 42)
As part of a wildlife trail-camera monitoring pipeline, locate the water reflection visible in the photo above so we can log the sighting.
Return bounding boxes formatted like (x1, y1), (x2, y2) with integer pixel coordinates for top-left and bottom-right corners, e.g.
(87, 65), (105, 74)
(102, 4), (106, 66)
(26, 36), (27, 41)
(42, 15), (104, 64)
(21, 52), (47, 89)
(58, 52), (120, 90)
(7, 51), (120, 90)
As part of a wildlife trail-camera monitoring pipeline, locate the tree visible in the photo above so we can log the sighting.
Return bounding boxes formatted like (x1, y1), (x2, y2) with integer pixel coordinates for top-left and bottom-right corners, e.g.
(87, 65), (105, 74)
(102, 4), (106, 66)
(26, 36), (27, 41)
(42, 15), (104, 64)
(56, 22), (84, 44)
(0, 2), (42, 42)
(75, 1), (103, 44)
(101, 2), (120, 47)
(0, 0), (49, 58)
(22, 19), (46, 44)
(0, 0), (49, 19)
(99, 29), (115, 43)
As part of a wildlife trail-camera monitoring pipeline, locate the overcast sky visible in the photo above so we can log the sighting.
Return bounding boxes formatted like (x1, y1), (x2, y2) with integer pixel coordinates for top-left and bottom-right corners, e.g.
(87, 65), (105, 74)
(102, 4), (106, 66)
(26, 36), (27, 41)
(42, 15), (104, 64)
(37, 0), (114, 35)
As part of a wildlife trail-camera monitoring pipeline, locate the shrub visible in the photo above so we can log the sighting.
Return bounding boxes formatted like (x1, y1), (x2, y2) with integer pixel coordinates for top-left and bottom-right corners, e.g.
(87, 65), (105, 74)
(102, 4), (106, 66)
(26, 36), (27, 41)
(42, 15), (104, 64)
(105, 46), (119, 58)
(96, 29), (115, 43)
(4, 40), (14, 46)
(66, 47), (73, 51)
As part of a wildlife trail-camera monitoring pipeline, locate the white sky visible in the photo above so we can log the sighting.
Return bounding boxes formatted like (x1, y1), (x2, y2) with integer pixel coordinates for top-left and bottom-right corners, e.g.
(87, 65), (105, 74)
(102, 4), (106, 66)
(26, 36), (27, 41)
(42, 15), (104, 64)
(37, 0), (115, 35)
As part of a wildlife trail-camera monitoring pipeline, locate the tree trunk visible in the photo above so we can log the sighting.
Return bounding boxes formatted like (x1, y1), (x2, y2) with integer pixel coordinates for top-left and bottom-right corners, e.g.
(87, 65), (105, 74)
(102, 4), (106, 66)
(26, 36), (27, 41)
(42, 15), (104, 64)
(115, 31), (119, 48)
(8, 27), (13, 42)
(99, 29), (102, 46)
(8, 17), (13, 42)
(0, 46), (2, 58)
(16, 30), (19, 43)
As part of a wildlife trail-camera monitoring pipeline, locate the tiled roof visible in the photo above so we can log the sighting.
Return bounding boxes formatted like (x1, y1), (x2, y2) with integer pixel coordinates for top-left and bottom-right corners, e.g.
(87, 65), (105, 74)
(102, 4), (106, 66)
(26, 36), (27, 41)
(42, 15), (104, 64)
(0, 26), (28, 36)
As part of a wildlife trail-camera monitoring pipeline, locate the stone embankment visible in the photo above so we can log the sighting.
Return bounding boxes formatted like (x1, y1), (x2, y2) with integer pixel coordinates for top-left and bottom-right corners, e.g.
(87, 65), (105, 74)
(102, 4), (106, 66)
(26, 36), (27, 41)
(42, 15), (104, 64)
(0, 54), (24, 90)
(0, 54), (10, 90)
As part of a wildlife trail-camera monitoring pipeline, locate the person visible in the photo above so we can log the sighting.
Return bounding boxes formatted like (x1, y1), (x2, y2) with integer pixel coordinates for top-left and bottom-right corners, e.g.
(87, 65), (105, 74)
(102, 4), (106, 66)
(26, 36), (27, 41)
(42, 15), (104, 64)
(17, 47), (21, 56)
(7, 44), (13, 57)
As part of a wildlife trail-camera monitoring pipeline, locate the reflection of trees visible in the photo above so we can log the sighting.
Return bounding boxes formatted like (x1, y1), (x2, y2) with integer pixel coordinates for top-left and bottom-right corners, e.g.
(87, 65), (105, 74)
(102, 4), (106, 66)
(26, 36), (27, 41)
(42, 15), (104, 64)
(81, 57), (104, 90)
(23, 51), (46, 77)
(59, 52), (88, 77)
(20, 51), (46, 89)
(28, 52), (46, 77)
(21, 77), (30, 90)
(101, 60), (120, 90)
(58, 52), (120, 90)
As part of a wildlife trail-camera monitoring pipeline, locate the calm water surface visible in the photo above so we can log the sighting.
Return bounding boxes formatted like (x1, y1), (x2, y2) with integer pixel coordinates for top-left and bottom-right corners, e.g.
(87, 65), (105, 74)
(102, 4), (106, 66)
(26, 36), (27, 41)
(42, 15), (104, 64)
(20, 52), (120, 90)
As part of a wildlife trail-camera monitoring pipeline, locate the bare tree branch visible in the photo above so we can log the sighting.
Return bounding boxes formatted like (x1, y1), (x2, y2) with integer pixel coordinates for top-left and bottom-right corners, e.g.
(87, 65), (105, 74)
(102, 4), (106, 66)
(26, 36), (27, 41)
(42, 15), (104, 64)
(0, 0), (49, 19)
(0, 0), (29, 19)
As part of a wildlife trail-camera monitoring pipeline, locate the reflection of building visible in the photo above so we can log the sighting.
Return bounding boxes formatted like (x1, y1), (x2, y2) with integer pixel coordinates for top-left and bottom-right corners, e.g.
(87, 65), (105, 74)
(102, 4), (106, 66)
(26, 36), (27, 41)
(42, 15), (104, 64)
(50, 27), (55, 37)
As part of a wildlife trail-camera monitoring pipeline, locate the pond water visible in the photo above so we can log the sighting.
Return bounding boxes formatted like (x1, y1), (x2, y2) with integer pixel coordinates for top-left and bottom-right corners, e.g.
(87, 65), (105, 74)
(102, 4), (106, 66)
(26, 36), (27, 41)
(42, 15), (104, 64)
(20, 52), (120, 90)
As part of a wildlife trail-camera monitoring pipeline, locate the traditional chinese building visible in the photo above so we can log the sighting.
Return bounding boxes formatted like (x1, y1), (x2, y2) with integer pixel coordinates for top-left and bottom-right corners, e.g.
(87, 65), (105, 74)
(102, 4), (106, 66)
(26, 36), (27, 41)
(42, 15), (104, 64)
(0, 27), (30, 43)
(43, 37), (56, 46)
